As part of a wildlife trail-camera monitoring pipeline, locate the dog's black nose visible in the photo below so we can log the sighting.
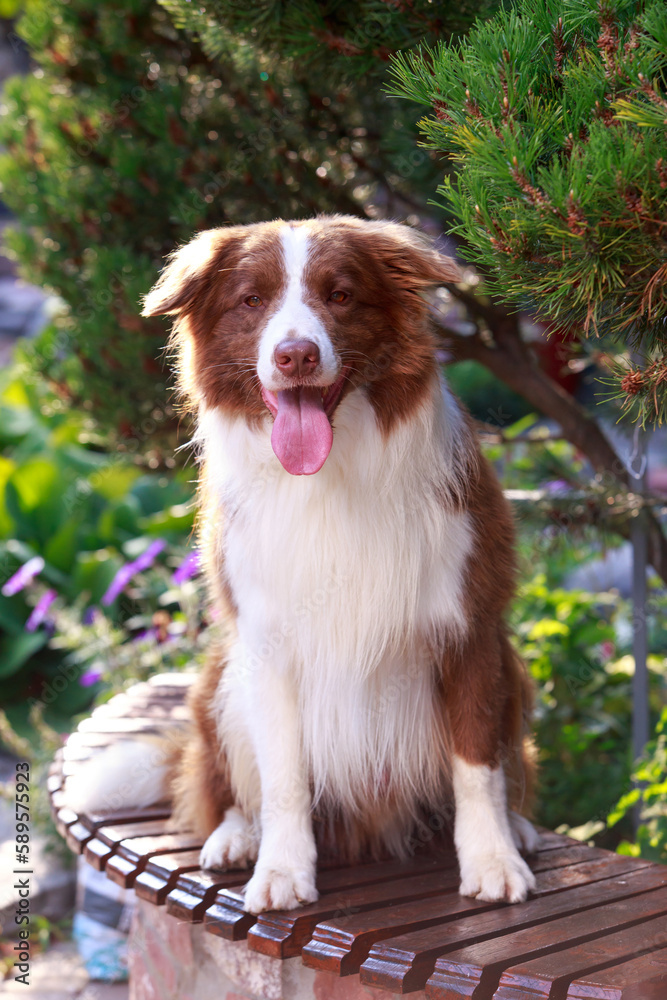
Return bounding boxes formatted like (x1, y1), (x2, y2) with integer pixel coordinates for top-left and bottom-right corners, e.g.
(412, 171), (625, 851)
(274, 339), (320, 378)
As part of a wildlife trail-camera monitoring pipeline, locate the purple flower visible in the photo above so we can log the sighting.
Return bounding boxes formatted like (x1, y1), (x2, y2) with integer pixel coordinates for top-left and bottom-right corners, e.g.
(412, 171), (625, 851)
(82, 606), (98, 626)
(25, 589), (57, 632)
(80, 666), (103, 687)
(543, 479), (570, 494)
(132, 627), (157, 643)
(2, 556), (45, 597)
(132, 539), (167, 573)
(173, 550), (200, 585)
(101, 539), (167, 606)
(101, 563), (136, 606)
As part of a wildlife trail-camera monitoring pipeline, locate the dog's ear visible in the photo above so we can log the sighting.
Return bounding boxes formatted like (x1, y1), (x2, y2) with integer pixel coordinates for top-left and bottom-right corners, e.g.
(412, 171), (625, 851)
(142, 228), (242, 318)
(364, 223), (462, 290)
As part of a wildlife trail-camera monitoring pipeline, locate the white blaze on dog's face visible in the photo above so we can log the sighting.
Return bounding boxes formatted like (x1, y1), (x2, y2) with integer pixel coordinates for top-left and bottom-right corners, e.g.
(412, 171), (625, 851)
(256, 225), (345, 475)
(142, 216), (461, 475)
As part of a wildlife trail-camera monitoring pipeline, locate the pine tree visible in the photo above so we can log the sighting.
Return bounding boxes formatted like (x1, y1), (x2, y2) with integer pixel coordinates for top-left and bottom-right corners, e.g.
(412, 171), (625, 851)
(159, 0), (489, 73)
(390, 0), (667, 425)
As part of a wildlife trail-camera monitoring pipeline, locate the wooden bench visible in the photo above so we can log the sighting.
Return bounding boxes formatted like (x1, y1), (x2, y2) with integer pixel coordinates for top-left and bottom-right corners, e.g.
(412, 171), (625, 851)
(50, 674), (667, 1000)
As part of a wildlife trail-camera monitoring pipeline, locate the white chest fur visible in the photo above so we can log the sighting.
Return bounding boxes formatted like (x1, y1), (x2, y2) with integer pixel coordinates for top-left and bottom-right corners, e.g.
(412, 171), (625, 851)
(198, 382), (473, 814)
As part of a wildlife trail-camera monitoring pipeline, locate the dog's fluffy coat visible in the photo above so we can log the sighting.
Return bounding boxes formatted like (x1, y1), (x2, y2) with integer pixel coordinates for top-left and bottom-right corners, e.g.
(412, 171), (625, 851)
(67, 216), (538, 912)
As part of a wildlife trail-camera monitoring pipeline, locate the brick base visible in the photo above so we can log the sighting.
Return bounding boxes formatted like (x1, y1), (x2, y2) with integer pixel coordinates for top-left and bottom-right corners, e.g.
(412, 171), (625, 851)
(128, 898), (426, 1000)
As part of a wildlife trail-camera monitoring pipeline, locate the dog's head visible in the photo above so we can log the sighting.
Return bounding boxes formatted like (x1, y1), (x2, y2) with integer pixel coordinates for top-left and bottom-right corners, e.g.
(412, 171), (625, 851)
(143, 216), (460, 475)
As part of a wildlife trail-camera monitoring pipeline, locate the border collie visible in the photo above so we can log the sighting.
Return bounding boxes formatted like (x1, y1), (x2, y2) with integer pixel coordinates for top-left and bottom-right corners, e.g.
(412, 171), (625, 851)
(67, 216), (538, 913)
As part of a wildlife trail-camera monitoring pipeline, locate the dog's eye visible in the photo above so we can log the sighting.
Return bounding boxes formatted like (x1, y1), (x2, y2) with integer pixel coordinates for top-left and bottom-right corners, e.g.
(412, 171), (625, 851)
(245, 295), (263, 308)
(329, 290), (348, 304)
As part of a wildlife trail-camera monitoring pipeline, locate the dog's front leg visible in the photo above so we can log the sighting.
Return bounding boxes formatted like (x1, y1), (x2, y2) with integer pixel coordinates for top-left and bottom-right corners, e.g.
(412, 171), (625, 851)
(451, 755), (535, 903)
(243, 662), (318, 914)
(447, 632), (536, 904)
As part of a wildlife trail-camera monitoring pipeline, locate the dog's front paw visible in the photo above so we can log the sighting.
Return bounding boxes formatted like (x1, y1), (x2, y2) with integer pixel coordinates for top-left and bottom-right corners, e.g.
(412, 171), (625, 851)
(243, 863), (318, 913)
(459, 851), (536, 904)
(200, 808), (259, 871)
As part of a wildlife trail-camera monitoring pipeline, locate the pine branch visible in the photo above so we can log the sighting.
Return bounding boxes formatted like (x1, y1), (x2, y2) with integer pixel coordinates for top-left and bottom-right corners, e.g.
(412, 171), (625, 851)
(392, 0), (667, 426)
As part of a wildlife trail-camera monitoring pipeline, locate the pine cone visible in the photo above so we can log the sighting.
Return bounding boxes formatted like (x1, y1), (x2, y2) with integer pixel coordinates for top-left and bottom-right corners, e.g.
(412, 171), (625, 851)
(620, 369), (644, 396)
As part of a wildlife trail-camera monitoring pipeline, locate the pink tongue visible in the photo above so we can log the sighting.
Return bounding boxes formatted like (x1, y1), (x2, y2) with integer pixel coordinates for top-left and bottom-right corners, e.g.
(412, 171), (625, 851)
(271, 387), (333, 475)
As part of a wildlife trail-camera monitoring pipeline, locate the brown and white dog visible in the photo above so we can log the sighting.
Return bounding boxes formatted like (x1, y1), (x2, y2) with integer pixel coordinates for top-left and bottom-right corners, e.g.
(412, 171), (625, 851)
(68, 216), (538, 912)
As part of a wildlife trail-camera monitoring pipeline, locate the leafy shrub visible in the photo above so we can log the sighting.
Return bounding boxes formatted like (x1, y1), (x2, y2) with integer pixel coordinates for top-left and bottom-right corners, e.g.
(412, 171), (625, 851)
(513, 575), (628, 833)
(509, 518), (667, 845)
(0, 366), (200, 736)
(446, 360), (532, 426)
(487, 426), (667, 843)
(607, 707), (667, 863)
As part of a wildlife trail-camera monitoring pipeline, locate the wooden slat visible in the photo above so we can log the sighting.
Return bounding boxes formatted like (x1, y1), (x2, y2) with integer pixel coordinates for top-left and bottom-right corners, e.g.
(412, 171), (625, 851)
(105, 831), (204, 887)
(92, 699), (190, 721)
(304, 883), (493, 978)
(535, 858), (652, 899)
(424, 890), (667, 1000)
(204, 897), (258, 941)
(206, 844), (611, 958)
(304, 861), (667, 978)
(85, 805), (172, 826)
(53, 806), (79, 839)
(566, 945), (667, 999)
(92, 695), (145, 718)
(249, 865), (466, 959)
(83, 820), (175, 870)
(524, 845), (608, 870)
(148, 673), (196, 689)
(491, 913), (667, 1000)
(65, 821), (99, 854)
(46, 772), (62, 793)
(64, 806), (173, 855)
(134, 851), (204, 905)
(97, 678), (191, 703)
(358, 854), (651, 994)
(49, 789), (67, 819)
(76, 716), (184, 734)
(204, 853), (457, 953)
(166, 869), (250, 922)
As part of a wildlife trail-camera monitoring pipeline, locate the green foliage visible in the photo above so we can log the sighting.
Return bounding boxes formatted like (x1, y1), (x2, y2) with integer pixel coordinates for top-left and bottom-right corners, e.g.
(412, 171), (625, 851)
(160, 0), (493, 76)
(0, 366), (198, 735)
(608, 707), (667, 863)
(493, 427), (667, 840)
(446, 360), (532, 425)
(514, 574), (626, 832)
(512, 569), (667, 838)
(484, 413), (589, 491)
(390, 0), (667, 423)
